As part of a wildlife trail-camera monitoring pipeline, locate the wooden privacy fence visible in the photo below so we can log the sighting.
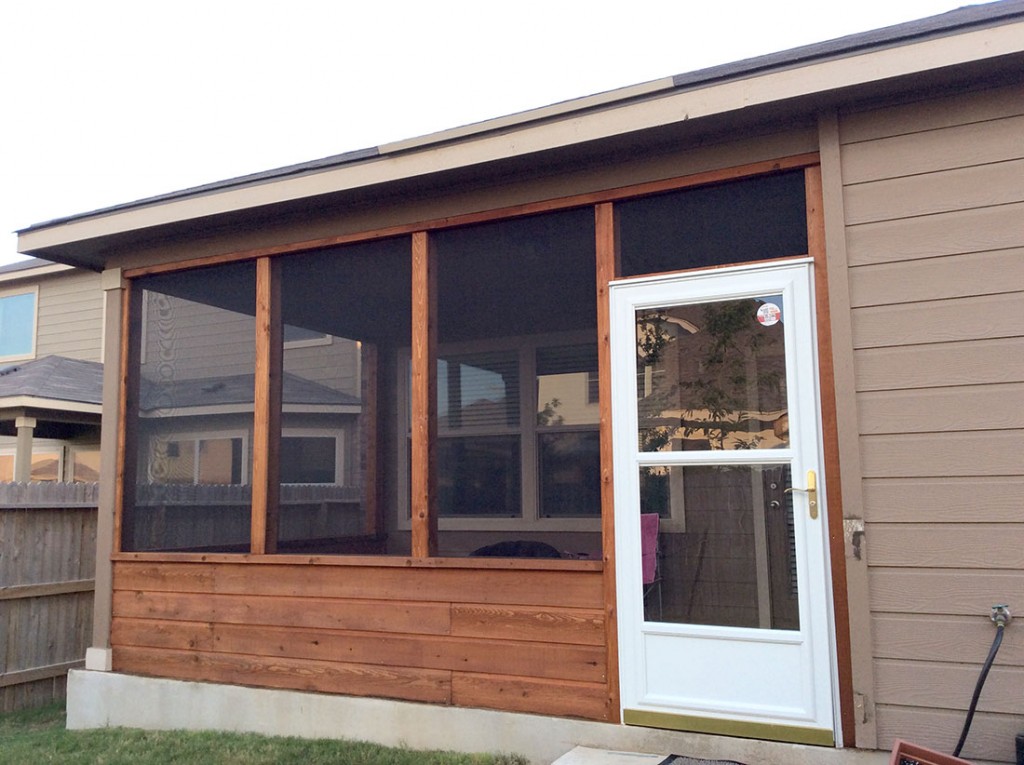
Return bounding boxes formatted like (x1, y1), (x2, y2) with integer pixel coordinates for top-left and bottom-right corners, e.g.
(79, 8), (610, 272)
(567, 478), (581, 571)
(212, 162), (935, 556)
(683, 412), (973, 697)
(0, 482), (98, 711)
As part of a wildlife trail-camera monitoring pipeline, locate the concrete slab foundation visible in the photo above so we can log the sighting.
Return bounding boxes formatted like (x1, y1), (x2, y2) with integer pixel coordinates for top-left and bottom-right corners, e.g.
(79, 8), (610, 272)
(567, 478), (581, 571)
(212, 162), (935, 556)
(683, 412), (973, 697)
(68, 670), (892, 765)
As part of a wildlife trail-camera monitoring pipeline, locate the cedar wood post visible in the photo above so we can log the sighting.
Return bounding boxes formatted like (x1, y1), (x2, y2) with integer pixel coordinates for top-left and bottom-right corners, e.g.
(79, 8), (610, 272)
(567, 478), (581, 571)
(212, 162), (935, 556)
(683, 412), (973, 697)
(411, 231), (438, 557)
(596, 202), (621, 720)
(252, 257), (283, 554)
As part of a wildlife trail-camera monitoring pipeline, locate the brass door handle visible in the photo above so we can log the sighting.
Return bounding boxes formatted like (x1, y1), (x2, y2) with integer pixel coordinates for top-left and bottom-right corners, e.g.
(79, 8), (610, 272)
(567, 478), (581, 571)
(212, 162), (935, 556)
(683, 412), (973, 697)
(784, 470), (818, 519)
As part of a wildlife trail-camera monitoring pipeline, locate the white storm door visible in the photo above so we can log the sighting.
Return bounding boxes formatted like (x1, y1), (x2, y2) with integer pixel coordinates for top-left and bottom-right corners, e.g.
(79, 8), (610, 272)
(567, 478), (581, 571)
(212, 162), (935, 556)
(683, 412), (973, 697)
(611, 260), (836, 745)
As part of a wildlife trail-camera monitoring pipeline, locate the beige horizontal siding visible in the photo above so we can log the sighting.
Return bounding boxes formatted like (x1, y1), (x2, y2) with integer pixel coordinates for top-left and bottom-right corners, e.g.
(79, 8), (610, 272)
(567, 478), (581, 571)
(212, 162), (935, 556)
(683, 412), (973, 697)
(840, 81), (1024, 143)
(845, 201), (1024, 266)
(849, 249), (1024, 307)
(35, 270), (103, 362)
(844, 158), (1024, 225)
(840, 82), (1024, 762)
(869, 569), (1024, 616)
(869, 525), (1024, 569)
(854, 338), (1024, 391)
(873, 615), (1024, 665)
(857, 383), (1024, 434)
(859, 431), (1024, 478)
(841, 113), (1024, 184)
(862, 477), (1024, 523)
(851, 292), (1024, 349)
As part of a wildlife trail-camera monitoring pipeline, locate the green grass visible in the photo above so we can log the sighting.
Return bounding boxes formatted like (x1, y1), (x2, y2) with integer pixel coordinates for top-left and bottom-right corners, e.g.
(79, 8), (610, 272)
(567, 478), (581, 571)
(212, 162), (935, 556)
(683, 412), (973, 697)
(0, 703), (528, 765)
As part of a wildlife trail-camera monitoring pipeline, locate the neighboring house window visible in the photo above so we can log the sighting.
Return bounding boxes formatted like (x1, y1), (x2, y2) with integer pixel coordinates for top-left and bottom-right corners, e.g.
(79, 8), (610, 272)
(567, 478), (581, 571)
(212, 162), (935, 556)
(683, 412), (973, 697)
(400, 337), (600, 528)
(0, 288), (38, 361)
(535, 344), (600, 519)
(280, 432), (343, 484)
(148, 433), (245, 485)
(0, 444), (62, 482)
(70, 446), (101, 483)
(437, 348), (522, 518)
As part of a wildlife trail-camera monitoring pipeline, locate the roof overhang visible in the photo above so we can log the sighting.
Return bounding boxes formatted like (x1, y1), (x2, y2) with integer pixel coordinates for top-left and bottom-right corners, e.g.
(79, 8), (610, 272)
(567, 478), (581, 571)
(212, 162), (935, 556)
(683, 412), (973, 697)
(17, 3), (1024, 270)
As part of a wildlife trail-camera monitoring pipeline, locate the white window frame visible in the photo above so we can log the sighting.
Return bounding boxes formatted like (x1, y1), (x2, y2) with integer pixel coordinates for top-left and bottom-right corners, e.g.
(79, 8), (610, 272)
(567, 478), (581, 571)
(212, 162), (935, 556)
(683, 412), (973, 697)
(0, 285), (39, 363)
(68, 443), (102, 483)
(146, 429), (249, 485)
(280, 428), (345, 485)
(396, 330), (601, 533)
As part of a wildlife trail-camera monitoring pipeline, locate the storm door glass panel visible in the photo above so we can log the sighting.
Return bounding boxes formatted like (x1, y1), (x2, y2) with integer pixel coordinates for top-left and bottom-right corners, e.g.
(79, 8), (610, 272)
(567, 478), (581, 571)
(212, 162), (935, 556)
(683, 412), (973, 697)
(639, 464), (799, 630)
(438, 350), (521, 518)
(636, 296), (789, 453)
(279, 237), (411, 556)
(536, 344), (600, 518)
(125, 261), (256, 553)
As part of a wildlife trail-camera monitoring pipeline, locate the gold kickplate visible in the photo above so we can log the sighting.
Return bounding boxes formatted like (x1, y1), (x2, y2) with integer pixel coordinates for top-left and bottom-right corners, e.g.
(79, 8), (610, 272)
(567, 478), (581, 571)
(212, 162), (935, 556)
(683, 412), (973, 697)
(623, 709), (835, 747)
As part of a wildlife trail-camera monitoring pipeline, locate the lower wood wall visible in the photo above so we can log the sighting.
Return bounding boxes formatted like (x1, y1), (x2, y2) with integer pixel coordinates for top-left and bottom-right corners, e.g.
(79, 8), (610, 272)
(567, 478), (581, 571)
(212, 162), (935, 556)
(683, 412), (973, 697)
(110, 559), (611, 721)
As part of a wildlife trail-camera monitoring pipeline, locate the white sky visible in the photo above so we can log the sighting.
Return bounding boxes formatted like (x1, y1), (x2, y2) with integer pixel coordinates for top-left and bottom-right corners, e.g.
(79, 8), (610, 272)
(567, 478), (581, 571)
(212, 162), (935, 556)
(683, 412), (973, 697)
(1, 0), (979, 266)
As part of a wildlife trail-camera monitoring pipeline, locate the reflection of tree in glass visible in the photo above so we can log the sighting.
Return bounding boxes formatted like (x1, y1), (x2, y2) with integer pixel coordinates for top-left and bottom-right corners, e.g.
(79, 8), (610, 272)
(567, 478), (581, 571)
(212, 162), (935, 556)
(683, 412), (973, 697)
(637, 300), (784, 452)
(537, 397), (565, 426)
(635, 310), (676, 453)
(681, 299), (783, 449)
(637, 312), (671, 366)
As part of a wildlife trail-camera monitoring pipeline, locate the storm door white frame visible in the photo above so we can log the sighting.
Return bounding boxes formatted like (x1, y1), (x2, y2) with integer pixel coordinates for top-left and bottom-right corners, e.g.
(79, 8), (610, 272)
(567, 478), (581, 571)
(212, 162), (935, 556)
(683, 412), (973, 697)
(610, 259), (838, 744)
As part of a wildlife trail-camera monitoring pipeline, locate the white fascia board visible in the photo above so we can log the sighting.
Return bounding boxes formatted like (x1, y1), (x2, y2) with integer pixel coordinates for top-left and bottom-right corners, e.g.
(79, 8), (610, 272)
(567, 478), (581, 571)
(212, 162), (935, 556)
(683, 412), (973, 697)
(18, 21), (1024, 255)
(0, 397), (103, 415)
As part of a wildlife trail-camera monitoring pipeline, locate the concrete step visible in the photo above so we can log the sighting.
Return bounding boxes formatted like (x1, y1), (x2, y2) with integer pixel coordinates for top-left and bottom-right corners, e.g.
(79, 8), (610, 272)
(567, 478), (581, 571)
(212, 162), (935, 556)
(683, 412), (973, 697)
(551, 748), (669, 765)
(552, 748), (749, 765)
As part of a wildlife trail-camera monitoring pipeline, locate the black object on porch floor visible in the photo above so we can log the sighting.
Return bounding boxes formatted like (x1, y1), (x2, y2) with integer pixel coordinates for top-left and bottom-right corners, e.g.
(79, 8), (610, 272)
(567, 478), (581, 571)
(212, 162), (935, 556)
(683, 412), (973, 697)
(659, 756), (747, 765)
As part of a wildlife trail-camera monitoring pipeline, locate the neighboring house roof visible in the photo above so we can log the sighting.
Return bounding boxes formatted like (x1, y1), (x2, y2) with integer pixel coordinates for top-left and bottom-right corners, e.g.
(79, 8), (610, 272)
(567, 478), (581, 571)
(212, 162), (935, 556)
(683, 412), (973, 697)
(140, 372), (360, 413)
(0, 257), (52, 275)
(0, 355), (103, 410)
(0, 257), (75, 283)
(17, 1), (1024, 268)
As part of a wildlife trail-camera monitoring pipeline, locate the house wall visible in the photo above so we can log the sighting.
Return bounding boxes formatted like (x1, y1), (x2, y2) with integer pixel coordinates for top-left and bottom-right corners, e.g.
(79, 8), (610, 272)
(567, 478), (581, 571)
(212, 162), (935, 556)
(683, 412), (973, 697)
(109, 558), (610, 721)
(839, 80), (1024, 764)
(140, 294), (359, 395)
(35, 268), (104, 362)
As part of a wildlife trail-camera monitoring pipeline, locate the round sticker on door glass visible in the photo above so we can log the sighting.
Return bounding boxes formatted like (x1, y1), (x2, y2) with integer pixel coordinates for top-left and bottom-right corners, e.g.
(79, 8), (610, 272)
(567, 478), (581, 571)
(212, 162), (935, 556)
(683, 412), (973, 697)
(756, 302), (781, 326)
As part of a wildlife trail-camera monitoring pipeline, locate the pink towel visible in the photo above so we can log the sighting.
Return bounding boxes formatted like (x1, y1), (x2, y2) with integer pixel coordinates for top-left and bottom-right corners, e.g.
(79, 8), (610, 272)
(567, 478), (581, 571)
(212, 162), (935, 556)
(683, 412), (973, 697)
(640, 513), (659, 584)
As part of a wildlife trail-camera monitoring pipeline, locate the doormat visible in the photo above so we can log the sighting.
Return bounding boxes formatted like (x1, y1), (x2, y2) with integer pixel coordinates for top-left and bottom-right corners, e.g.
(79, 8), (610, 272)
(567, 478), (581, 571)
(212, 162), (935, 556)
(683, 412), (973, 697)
(659, 757), (748, 765)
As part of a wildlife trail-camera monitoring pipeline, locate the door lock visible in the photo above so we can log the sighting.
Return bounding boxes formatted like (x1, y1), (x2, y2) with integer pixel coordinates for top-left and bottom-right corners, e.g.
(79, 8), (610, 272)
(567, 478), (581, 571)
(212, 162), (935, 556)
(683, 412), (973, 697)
(785, 470), (818, 519)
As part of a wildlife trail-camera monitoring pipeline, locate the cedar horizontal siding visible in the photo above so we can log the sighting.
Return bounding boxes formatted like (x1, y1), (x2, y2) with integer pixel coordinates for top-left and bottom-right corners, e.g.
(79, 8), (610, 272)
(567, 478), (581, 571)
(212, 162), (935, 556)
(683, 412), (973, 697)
(840, 80), (1024, 763)
(110, 560), (610, 721)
